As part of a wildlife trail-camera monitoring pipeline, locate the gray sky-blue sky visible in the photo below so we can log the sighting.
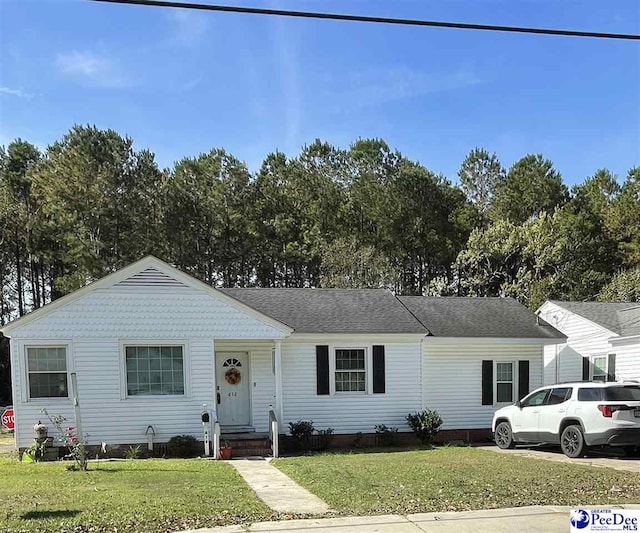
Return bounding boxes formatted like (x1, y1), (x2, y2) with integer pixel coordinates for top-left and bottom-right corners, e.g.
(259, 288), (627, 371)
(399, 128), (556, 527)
(1, 0), (638, 184)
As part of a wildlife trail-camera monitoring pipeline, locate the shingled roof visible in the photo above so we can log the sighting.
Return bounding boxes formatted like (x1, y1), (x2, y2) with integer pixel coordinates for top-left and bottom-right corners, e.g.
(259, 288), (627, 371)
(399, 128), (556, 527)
(399, 296), (566, 339)
(220, 289), (565, 338)
(549, 301), (640, 337)
(219, 288), (427, 334)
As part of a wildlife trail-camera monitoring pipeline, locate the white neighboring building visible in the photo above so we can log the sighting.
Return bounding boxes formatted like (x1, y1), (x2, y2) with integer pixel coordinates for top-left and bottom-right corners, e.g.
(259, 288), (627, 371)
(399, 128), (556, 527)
(1, 256), (564, 451)
(537, 300), (640, 385)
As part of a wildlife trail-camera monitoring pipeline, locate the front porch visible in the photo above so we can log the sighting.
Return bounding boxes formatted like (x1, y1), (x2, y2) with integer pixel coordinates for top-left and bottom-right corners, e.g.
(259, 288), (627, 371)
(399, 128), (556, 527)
(212, 340), (284, 457)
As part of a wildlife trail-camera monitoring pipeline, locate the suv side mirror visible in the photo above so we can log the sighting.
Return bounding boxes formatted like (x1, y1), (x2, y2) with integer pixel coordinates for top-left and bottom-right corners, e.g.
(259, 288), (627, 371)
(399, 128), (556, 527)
(515, 399), (522, 408)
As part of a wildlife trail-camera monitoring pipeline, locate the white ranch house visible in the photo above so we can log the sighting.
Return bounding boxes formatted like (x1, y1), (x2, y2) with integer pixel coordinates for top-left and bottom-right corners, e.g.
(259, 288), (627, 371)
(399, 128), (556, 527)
(538, 300), (640, 386)
(2, 257), (565, 453)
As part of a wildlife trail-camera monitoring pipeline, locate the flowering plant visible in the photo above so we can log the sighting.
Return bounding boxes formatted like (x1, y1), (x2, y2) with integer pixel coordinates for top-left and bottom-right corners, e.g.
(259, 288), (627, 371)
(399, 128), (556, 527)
(41, 408), (88, 471)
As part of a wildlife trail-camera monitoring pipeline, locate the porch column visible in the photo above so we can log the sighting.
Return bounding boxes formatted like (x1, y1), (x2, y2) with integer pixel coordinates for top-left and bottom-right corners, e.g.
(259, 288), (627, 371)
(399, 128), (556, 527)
(274, 340), (284, 424)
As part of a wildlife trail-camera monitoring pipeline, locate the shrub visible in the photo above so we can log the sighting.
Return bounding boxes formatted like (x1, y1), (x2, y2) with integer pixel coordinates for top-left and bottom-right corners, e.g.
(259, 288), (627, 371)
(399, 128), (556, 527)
(406, 409), (443, 445)
(125, 444), (142, 460)
(167, 435), (200, 458)
(374, 424), (399, 447)
(288, 420), (314, 450)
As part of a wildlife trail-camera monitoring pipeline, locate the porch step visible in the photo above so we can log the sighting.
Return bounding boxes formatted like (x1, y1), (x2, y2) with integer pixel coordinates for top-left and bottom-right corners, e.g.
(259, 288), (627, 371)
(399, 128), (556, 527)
(221, 434), (272, 457)
(232, 447), (273, 457)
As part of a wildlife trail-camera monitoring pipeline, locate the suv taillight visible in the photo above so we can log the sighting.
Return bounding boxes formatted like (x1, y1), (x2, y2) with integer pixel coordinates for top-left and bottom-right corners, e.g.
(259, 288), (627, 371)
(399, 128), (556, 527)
(597, 404), (613, 417)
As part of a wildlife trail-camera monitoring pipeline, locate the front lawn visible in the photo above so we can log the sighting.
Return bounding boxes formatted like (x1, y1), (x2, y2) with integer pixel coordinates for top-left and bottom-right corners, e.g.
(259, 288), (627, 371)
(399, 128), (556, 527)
(0, 431), (14, 447)
(275, 447), (640, 514)
(0, 457), (275, 532)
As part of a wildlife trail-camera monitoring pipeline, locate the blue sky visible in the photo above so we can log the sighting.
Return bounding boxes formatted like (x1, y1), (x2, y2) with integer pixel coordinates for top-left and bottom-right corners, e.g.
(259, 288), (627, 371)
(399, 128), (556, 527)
(1, 0), (639, 185)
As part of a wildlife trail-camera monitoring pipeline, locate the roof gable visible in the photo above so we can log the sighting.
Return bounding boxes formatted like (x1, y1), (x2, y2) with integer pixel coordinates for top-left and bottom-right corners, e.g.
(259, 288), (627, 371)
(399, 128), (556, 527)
(1, 256), (293, 336)
(547, 300), (640, 337)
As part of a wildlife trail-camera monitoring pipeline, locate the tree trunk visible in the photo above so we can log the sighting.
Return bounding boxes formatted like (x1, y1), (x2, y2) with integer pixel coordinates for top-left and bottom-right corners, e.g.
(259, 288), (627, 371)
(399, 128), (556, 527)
(15, 228), (24, 316)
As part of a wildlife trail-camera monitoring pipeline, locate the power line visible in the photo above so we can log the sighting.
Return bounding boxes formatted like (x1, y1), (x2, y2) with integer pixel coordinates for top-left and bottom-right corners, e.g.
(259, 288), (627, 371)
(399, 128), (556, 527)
(89, 0), (640, 41)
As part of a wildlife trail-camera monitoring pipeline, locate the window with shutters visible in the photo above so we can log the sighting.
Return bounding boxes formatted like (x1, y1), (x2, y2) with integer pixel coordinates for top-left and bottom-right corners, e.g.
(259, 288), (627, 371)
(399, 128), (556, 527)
(495, 362), (514, 403)
(591, 356), (607, 382)
(334, 348), (366, 393)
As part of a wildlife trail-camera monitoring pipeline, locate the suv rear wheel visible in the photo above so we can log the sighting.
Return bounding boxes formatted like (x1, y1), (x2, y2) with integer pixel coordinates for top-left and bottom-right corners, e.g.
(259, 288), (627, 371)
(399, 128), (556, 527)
(495, 421), (516, 449)
(560, 425), (586, 458)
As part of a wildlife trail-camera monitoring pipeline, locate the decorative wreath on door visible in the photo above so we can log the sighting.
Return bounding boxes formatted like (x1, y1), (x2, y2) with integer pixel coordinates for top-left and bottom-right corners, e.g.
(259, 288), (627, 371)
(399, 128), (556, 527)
(225, 367), (241, 385)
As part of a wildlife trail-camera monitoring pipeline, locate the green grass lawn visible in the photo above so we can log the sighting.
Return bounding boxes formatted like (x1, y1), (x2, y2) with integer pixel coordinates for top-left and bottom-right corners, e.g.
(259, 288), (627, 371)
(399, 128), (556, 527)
(0, 432), (14, 447)
(0, 456), (276, 533)
(275, 447), (640, 515)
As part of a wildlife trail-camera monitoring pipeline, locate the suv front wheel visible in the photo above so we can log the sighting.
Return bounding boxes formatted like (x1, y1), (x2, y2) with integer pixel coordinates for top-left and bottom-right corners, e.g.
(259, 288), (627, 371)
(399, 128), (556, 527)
(495, 421), (516, 449)
(560, 425), (587, 458)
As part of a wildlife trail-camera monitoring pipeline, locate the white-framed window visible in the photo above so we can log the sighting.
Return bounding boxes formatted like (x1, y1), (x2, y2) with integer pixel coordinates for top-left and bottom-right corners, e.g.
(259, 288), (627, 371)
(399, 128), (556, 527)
(334, 348), (366, 393)
(124, 345), (185, 396)
(495, 361), (514, 403)
(592, 356), (607, 382)
(26, 346), (69, 399)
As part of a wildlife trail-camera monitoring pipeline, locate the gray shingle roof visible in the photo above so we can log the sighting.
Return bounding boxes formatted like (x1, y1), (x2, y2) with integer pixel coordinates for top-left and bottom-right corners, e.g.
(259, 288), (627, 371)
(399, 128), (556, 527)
(549, 301), (640, 337)
(399, 296), (566, 339)
(218, 288), (427, 334)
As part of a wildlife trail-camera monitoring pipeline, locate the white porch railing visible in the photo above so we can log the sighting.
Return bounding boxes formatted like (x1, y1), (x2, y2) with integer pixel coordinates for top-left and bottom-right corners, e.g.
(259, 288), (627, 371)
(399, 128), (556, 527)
(213, 421), (221, 460)
(268, 405), (279, 458)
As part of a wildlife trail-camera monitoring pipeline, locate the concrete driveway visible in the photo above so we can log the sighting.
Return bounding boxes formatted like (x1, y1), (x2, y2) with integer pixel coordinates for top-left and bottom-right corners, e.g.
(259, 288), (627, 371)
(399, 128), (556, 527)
(481, 445), (640, 473)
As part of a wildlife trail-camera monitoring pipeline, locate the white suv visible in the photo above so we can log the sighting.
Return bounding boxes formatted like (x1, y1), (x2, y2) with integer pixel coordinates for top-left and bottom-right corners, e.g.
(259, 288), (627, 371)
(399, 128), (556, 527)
(492, 382), (640, 458)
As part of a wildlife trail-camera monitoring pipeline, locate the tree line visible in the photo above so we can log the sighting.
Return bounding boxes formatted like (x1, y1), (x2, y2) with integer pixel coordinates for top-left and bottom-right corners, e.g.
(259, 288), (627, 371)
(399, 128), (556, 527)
(1, 125), (638, 403)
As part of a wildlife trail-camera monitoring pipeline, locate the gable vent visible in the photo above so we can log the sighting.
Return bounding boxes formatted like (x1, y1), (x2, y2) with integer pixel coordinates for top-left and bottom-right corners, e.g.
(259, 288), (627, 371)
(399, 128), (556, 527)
(115, 267), (187, 288)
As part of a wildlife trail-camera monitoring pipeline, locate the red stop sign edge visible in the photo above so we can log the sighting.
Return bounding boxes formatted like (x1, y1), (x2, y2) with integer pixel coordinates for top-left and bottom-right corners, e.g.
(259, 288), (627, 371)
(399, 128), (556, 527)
(1, 408), (14, 431)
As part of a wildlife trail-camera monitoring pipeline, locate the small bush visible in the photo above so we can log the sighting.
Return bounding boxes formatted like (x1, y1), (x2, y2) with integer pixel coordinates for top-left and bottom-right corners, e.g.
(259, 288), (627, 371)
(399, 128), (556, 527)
(289, 420), (314, 450)
(374, 424), (399, 447)
(167, 435), (200, 458)
(406, 409), (443, 445)
(125, 444), (141, 460)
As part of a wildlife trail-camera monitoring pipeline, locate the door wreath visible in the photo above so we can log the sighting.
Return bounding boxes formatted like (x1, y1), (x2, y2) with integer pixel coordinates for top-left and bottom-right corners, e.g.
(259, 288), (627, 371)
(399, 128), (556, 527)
(225, 367), (241, 385)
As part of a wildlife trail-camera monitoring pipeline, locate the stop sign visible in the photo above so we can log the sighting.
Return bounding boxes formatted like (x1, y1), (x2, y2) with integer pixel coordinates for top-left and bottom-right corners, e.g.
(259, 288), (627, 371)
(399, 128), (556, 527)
(1, 408), (14, 431)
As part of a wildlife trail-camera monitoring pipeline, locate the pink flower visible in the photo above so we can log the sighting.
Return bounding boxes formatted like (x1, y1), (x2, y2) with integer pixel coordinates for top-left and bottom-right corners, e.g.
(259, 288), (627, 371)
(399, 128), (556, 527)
(67, 426), (74, 431)
(70, 436), (78, 444)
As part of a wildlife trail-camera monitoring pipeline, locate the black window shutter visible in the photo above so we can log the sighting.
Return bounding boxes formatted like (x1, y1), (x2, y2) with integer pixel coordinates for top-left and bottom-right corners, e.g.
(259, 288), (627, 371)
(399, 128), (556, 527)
(582, 357), (590, 381)
(481, 360), (493, 405)
(372, 345), (385, 394)
(316, 345), (330, 395)
(518, 360), (530, 400)
(607, 353), (616, 382)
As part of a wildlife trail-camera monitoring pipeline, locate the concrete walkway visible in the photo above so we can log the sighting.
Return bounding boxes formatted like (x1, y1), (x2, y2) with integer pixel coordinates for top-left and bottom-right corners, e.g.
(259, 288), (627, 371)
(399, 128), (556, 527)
(481, 445), (640, 473)
(179, 505), (640, 532)
(229, 458), (330, 515)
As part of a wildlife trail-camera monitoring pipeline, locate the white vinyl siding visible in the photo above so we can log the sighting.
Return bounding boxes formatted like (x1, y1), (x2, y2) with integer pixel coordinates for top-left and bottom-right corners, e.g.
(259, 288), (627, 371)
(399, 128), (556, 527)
(423, 341), (543, 430)
(539, 302), (617, 385)
(281, 336), (423, 434)
(612, 341), (640, 382)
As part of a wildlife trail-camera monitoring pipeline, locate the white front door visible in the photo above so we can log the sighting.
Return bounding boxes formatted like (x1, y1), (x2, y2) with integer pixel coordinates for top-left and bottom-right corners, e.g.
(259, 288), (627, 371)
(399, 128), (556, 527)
(216, 352), (250, 426)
